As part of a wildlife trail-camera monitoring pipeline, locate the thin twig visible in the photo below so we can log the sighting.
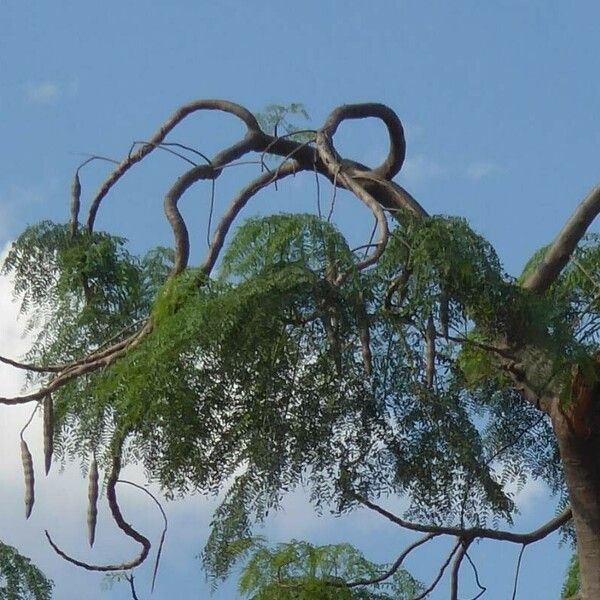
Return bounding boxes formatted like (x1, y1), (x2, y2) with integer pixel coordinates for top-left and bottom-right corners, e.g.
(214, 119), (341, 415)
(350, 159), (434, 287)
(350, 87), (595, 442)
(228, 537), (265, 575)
(117, 480), (168, 593)
(125, 573), (141, 600)
(343, 532), (439, 588)
(326, 167), (339, 222)
(464, 550), (487, 599)
(510, 544), (526, 600)
(20, 403), (40, 439)
(128, 141), (198, 167)
(411, 539), (462, 600)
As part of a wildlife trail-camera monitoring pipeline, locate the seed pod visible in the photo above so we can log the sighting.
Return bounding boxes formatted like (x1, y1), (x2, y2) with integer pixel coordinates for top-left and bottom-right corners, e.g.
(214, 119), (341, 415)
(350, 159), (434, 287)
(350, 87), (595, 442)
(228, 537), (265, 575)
(43, 395), (54, 476)
(87, 456), (99, 547)
(356, 292), (372, 376)
(21, 440), (34, 519)
(425, 314), (436, 389)
(70, 171), (81, 238)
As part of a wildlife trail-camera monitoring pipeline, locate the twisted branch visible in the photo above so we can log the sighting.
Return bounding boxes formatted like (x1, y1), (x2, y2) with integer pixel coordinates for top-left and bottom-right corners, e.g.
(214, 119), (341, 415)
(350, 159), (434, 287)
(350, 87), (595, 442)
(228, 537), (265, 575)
(45, 432), (151, 572)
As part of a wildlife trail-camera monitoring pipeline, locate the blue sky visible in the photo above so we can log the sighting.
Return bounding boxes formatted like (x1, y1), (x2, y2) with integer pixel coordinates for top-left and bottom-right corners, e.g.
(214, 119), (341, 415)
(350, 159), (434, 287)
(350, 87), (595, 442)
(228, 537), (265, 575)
(2, 1), (600, 598)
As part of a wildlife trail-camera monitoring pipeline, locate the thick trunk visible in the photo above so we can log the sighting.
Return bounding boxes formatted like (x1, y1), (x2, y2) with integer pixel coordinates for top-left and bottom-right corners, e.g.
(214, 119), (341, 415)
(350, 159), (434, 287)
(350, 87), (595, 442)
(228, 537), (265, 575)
(552, 403), (600, 599)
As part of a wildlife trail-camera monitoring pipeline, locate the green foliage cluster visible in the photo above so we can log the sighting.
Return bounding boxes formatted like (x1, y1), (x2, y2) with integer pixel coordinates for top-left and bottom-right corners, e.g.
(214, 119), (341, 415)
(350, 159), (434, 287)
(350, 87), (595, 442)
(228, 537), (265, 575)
(561, 554), (579, 598)
(6, 209), (600, 591)
(0, 542), (53, 600)
(2, 221), (172, 365)
(255, 103), (314, 144)
(230, 538), (423, 599)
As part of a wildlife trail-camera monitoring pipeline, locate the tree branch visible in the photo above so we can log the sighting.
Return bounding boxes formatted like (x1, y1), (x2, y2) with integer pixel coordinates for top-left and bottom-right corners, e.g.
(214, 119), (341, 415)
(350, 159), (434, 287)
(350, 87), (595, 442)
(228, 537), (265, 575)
(85, 99), (260, 232)
(523, 182), (600, 293)
(450, 539), (470, 600)
(340, 532), (439, 588)
(352, 493), (572, 544)
(45, 432), (151, 571)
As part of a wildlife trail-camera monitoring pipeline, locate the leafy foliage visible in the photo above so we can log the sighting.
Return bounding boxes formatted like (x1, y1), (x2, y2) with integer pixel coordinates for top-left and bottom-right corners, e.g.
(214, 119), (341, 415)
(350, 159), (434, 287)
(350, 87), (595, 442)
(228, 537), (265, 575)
(255, 104), (314, 144)
(2, 221), (172, 366)
(561, 553), (579, 598)
(230, 538), (423, 599)
(0, 542), (53, 600)
(6, 209), (600, 590)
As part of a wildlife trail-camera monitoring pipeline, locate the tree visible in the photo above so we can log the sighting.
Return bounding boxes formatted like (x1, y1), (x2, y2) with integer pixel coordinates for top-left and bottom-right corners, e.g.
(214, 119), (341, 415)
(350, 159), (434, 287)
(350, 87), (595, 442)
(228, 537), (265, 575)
(1, 99), (598, 598)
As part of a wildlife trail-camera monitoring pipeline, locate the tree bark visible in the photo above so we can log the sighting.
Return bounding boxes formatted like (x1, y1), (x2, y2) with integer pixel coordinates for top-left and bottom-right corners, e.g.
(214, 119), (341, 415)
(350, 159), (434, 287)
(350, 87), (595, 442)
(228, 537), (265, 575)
(552, 402), (600, 599)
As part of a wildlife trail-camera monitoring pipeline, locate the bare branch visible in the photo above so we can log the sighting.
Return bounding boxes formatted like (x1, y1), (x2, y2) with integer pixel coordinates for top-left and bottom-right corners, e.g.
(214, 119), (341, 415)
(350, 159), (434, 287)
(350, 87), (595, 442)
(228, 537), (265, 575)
(411, 539), (462, 600)
(46, 433), (151, 572)
(342, 532), (439, 588)
(0, 323), (152, 406)
(200, 161), (301, 277)
(523, 182), (600, 293)
(464, 550), (487, 600)
(317, 123), (389, 270)
(510, 544), (526, 600)
(0, 355), (64, 373)
(319, 103), (406, 180)
(85, 99), (260, 232)
(352, 493), (572, 545)
(125, 573), (141, 600)
(117, 480), (168, 593)
(450, 539), (470, 600)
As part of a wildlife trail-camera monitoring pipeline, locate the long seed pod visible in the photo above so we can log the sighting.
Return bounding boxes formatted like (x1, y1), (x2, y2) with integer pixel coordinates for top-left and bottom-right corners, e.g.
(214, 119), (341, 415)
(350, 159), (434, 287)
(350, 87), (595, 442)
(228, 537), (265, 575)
(43, 395), (54, 475)
(87, 455), (99, 547)
(70, 171), (81, 238)
(21, 439), (34, 519)
(425, 314), (436, 389)
(356, 292), (373, 376)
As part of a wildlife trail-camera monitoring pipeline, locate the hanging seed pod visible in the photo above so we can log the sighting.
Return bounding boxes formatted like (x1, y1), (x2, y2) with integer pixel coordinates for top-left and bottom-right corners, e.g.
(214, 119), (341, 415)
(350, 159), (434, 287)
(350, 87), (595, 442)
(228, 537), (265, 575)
(69, 171), (81, 238)
(21, 440), (34, 519)
(356, 292), (373, 376)
(439, 291), (449, 340)
(87, 455), (99, 547)
(43, 395), (54, 476)
(425, 314), (436, 389)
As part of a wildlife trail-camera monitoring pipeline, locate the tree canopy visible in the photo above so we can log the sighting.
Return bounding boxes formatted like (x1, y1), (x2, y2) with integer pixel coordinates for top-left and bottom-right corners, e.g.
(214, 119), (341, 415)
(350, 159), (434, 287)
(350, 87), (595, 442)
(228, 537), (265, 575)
(2, 100), (600, 598)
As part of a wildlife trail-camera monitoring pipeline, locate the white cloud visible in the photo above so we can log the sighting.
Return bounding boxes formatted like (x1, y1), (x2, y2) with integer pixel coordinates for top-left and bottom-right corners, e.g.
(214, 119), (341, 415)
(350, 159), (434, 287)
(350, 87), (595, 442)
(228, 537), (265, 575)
(466, 161), (501, 181)
(400, 155), (445, 184)
(26, 82), (61, 104)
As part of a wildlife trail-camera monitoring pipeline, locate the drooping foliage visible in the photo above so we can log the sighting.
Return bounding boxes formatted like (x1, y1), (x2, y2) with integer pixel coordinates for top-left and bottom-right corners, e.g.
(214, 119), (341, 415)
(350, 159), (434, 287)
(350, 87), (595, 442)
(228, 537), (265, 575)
(0, 542), (53, 600)
(4, 204), (600, 588)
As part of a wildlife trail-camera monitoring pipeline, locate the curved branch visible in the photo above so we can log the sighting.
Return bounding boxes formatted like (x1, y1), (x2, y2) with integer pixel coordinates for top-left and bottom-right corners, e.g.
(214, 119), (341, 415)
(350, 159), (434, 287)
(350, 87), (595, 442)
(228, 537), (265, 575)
(86, 99), (260, 232)
(319, 103), (406, 180)
(352, 493), (572, 545)
(411, 539), (462, 600)
(0, 324), (151, 405)
(45, 432), (151, 572)
(163, 132), (264, 275)
(450, 539), (470, 600)
(0, 355), (64, 373)
(200, 160), (301, 276)
(523, 182), (600, 293)
(317, 118), (389, 271)
(464, 550), (487, 600)
(117, 480), (168, 593)
(341, 532), (439, 588)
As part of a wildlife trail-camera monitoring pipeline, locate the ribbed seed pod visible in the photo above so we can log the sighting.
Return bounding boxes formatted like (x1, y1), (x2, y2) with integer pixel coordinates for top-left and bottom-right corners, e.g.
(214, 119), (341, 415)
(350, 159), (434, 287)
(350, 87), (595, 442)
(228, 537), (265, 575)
(21, 440), (34, 519)
(87, 456), (99, 547)
(43, 395), (54, 475)
(69, 171), (81, 238)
